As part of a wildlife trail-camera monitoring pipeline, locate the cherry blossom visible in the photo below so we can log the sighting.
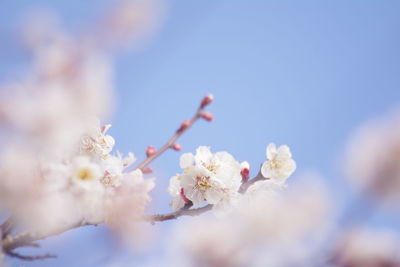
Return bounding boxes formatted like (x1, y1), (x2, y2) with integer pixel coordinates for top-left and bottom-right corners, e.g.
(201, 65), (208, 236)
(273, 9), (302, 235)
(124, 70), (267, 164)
(261, 143), (296, 184)
(171, 146), (242, 212)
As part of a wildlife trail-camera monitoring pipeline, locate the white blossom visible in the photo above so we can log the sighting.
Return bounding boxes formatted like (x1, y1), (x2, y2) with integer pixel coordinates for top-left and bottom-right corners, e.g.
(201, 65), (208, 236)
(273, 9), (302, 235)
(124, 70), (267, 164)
(101, 152), (136, 187)
(171, 146), (242, 213)
(70, 156), (102, 189)
(261, 143), (296, 184)
(80, 118), (115, 158)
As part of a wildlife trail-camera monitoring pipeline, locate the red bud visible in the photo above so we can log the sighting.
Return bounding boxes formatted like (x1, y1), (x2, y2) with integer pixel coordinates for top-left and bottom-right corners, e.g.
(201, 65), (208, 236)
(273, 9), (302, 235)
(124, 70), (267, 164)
(171, 143), (182, 151)
(146, 146), (156, 157)
(177, 120), (191, 133)
(200, 94), (214, 108)
(143, 167), (153, 174)
(241, 168), (250, 182)
(200, 112), (214, 121)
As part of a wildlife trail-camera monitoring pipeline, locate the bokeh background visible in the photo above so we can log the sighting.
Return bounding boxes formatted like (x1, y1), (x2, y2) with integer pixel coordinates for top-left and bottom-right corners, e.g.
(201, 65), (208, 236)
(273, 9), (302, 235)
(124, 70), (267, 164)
(1, 0), (400, 266)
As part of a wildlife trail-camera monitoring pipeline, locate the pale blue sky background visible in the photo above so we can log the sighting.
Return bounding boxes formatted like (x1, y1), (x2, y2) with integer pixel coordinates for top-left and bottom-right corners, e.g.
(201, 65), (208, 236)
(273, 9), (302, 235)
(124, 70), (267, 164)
(1, 0), (400, 266)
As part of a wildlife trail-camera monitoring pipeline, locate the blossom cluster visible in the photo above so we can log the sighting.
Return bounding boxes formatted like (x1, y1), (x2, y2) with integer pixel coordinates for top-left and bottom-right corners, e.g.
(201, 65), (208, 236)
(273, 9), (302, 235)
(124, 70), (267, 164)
(168, 143), (296, 214)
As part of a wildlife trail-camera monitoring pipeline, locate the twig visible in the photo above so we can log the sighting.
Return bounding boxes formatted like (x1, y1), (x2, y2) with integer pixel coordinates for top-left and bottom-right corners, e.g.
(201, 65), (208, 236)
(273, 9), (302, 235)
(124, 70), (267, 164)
(148, 204), (213, 223)
(148, 172), (268, 223)
(6, 250), (56, 261)
(134, 95), (213, 171)
(239, 171), (267, 193)
(2, 220), (95, 252)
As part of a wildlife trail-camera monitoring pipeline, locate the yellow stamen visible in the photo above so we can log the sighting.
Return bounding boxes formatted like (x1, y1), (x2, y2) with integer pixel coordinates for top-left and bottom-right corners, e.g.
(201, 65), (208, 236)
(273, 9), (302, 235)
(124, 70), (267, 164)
(77, 168), (94, 181)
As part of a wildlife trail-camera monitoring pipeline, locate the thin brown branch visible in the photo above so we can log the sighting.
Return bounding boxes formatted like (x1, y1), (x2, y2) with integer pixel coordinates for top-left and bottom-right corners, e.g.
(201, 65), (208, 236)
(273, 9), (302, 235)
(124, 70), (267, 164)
(6, 250), (56, 261)
(2, 220), (95, 252)
(147, 172), (269, 223)
(148, 204), (213, 223)
(239, 171), (268, 193)
(134, 99), (210, 171)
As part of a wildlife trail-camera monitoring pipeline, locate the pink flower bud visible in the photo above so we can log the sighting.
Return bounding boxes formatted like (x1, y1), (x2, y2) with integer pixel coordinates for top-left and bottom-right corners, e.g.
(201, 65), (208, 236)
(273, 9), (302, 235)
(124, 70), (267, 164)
(171, 143), (182, 151)
(177, 120), (191, 133)
(200, 94), (214, 108)
(146, 146), (156, 157)
(143, 167), (153, 174)
(200, 112), (214, 121)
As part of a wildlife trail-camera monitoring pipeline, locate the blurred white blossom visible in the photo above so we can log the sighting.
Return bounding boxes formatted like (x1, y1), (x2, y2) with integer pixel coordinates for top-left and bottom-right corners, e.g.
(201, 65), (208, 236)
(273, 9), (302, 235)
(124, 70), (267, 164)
(169, 177), (331, 267)
(346, 110), (400, 201)
(332, 228), (400, 267)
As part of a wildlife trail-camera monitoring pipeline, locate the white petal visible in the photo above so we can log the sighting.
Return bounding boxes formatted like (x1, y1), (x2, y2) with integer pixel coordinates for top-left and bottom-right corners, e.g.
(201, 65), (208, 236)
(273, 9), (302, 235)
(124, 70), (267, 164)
(180, 153), (195, 169)
(261, 161), (272, 178)
(205, 187), (223, 204)
(240, 161), (250, 170)
(282, 159), (296, 178)
(188, 190), (205, 207)
(276, 145), (292, 160)
(215, 151), (235, 163)
(171, 196), (185, 211)
(195, 146), (213, 164)
(122, 152), (136, 167)
(266, 143), (277, 160)
(168, 175), (181, 196)
(130, 169), (144, 182)
(104, 135), (115, 148)
(212, 192), (240, 217)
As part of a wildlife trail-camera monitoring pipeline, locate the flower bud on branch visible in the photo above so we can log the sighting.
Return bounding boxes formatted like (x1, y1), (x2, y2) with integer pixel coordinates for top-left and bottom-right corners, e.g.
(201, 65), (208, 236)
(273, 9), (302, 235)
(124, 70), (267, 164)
(200, 94), (213, 109)
(146, 146), (156, 157)
(171, 143), (182, 151)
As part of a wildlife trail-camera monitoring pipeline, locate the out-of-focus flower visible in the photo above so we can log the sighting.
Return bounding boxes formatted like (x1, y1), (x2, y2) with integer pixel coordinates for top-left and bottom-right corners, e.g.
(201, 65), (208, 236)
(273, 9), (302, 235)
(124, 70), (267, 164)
(169, 177), (331, 267)
(70, 156), (102, 189)
(332, 228), (400, 267)
(91, 0), (165, 50)
(101, 152), (136, 187)
(169, 146), (242, 213)
(345, 110), (400, 201)
(105, 169), (155, 245)
(175, 219), (247, 267)
(261, 143), (296, 184)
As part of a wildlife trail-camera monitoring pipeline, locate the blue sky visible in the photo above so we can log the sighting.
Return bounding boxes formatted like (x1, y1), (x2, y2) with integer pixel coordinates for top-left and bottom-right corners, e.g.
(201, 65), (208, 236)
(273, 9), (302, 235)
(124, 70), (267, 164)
(1, 0), (400, 266)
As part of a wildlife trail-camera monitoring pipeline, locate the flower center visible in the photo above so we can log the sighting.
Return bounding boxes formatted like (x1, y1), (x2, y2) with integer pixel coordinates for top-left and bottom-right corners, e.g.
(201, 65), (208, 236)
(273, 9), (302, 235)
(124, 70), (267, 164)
(195, 176), (213, 192)
(269, 159), (281, 169)
(202, 162), (218, 173)
(77, 168), (94, 181)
